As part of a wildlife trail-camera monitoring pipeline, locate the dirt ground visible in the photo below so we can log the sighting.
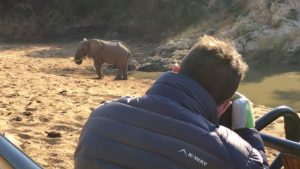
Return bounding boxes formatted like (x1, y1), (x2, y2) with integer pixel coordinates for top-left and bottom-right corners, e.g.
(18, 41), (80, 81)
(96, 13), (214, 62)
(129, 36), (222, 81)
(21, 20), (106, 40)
(0, 42), (289, 168)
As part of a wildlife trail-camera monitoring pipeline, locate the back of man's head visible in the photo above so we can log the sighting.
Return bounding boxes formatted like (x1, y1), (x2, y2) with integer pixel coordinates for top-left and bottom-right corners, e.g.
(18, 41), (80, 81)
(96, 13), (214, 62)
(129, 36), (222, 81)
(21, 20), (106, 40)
(179, 35), (248, 105)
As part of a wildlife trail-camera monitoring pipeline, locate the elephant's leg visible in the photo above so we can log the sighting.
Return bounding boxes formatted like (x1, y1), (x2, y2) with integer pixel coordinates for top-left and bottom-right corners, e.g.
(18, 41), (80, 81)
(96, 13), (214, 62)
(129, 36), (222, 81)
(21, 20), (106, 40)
(122, 64), (128, 80)
(115, 68), (122, 80)
(93, 59), (103, 79)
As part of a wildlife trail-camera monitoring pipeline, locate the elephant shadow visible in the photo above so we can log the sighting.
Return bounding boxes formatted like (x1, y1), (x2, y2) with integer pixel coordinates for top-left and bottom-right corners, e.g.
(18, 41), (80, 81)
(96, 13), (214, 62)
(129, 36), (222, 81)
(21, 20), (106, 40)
(41, 64), (118, 79)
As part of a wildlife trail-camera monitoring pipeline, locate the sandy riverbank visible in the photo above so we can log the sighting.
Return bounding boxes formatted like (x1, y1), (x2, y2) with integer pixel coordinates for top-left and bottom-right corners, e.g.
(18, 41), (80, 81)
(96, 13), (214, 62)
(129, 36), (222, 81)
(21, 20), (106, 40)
(0, 42), (290, 168)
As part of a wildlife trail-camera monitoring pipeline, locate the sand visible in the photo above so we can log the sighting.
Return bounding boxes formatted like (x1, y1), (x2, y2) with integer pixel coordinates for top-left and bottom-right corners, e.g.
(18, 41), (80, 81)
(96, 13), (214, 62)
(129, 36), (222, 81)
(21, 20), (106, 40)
(0, 42), (294, 168)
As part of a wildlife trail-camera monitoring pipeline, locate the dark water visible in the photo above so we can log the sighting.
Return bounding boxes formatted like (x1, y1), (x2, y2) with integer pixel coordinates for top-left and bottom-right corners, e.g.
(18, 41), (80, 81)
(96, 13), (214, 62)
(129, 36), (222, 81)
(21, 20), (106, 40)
(238, 65), (300, 111)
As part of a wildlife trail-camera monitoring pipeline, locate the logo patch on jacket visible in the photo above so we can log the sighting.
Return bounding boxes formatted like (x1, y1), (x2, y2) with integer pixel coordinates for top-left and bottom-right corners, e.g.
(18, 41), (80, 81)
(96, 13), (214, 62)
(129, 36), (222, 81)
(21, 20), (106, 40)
(178, 148), (208, 166)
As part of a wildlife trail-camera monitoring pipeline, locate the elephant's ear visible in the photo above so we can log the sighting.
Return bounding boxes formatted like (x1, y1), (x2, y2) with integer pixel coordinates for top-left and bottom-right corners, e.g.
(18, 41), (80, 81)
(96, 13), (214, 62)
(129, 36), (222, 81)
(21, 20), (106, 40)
(83, 38), (87, 41)
(84, 39), (91, 53)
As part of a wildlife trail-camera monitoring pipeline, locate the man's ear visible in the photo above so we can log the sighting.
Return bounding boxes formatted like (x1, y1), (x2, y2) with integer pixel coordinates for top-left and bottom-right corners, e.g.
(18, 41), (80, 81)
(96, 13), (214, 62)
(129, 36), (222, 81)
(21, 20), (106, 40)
(217, 99), (232, 117)
(172, 63), (180, 72)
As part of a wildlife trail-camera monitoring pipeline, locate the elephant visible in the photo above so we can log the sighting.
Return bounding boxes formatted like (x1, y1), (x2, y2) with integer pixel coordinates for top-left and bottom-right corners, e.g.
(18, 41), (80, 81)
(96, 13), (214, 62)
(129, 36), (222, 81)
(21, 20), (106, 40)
(74, 38), (131, 80)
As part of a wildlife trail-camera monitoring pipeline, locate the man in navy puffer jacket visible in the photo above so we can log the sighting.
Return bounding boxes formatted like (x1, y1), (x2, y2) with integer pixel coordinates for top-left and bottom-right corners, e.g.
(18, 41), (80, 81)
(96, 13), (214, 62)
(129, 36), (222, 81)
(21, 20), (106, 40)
(75, 35), (269, 169)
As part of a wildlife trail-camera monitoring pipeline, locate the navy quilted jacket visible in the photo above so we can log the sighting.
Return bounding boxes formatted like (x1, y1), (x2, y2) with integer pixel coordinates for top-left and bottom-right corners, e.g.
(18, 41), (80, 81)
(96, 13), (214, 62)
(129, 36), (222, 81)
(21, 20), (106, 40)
(75, 72), (269, 169)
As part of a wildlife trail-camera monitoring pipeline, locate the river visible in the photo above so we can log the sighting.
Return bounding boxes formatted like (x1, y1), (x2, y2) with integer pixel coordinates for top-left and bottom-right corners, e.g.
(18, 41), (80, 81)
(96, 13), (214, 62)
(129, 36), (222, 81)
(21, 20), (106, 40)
(238, 65), (300, 111)
(132, 64), (300, 111)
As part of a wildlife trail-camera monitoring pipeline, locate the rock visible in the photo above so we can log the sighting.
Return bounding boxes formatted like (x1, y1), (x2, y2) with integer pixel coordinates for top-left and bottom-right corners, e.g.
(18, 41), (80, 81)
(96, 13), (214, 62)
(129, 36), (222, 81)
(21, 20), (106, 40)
(154, 39), (191, 57)
(285, 37), (300, 55)
(58, 90), (67, 96)
(221, 0), (300, 65)
(171, 49), (189, 60)
(128, 59), (141, 71)
(138, 56), (172, 72)
(23, 111), (33, 116)
(12, 116), (22, 121)
(205, 29), (218, 35)
(25, 107), (38, 111)
(282, 37), (300, 64)
(138, 63), (160, 72)
(46, 131), (62, 138)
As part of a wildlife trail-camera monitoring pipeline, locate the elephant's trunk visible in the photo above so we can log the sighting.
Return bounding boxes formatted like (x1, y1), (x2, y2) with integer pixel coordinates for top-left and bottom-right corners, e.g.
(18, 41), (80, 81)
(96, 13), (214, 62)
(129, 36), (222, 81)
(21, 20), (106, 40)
(74, 58), (82, 65)
(74, 55), (83, 65)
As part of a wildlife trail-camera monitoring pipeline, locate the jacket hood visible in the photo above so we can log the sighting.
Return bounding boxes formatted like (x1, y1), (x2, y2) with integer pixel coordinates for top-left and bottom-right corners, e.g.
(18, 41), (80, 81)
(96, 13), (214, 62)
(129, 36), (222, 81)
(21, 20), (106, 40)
(146, 72), (219, 125)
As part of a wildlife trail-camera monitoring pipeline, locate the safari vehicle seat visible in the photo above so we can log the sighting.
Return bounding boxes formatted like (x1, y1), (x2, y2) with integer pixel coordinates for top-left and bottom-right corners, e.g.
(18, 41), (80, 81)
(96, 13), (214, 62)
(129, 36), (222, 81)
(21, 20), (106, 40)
(0, 134), (42, 169)
(255, 106), (300, 169)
